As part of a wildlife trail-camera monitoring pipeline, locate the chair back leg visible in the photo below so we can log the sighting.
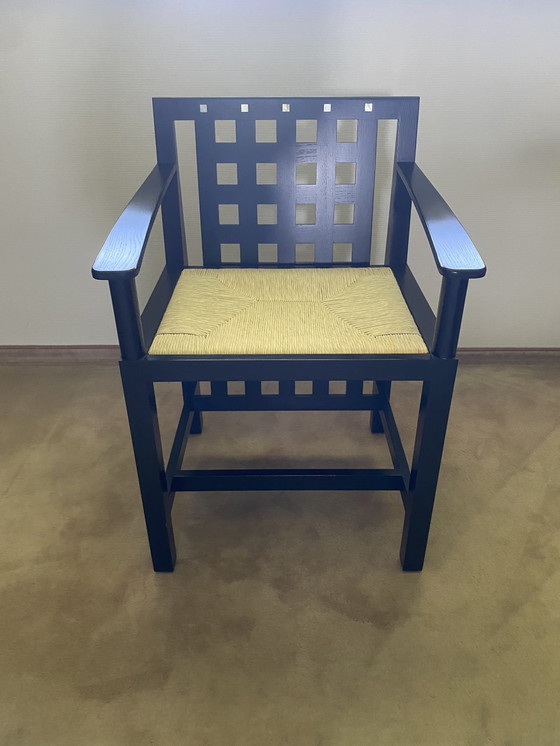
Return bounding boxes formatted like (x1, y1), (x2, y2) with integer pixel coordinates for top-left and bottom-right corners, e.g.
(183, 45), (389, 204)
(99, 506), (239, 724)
(370, 381), (392, 433)
(183, 382), (204, 434)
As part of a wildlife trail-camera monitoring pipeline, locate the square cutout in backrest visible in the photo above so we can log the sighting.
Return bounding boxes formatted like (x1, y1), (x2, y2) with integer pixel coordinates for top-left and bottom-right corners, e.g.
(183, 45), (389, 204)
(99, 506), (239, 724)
(336, 119), (358, 143)
(220, 243), (241, 263)
(296, 243), (315, 262)
(261, 380), (280, 394)
(296, 204), (316, 225)
(218, 204), (239, 224)
(296, 162), (317, 185)
(258, 243), (278, 263)
(227, 381), (245, 395)
(255, 120), (277, 143)
(333, 243), (353, 262)
(215, 120), (236, 143)
(334, 203), (355, 224)
(295, 380), (313, 394)
(216, 163), (238, 185)
(256, 163), (277, 185)
(296, 120), (317, 143)
(257, 204), (277, 224)
(329, 380), (347, 395)
(335, 162), (356, 185)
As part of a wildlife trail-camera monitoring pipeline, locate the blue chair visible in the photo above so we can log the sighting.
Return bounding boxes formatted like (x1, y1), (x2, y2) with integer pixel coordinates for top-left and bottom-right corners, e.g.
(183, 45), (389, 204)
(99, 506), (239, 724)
(92, 97), (485, 572)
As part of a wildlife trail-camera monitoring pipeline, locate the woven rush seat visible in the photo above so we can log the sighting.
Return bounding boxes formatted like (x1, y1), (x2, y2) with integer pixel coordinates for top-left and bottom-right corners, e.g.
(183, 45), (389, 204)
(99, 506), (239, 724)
(149, 267), (428, 356)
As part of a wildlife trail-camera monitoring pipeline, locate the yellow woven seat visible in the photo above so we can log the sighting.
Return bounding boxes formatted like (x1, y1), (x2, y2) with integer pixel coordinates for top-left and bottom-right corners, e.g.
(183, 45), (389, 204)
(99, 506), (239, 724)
(149, 267), (427, 356)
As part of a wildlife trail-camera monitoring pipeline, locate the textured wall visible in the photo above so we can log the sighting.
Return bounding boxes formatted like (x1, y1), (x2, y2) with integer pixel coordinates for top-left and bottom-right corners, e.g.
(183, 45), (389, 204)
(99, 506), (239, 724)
(1, 0), (559, 346)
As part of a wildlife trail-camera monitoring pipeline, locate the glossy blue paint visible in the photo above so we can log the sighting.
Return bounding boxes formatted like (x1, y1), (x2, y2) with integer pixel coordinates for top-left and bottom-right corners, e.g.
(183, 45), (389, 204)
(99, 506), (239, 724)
(153, 97), (419, 266)
(397, 162), (486, 278)
(92, 96), (487, 574)
(92, 164), (176, 279)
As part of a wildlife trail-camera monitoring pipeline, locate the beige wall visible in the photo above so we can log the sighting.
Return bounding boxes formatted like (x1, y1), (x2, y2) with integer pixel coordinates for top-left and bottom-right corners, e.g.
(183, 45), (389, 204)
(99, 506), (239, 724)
(1, 0), (559, 347)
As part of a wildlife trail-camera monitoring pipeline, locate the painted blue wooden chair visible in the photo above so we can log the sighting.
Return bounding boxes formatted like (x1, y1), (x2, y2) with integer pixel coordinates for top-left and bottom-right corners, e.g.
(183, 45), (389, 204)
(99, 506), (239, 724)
(92, 97), (485, 572)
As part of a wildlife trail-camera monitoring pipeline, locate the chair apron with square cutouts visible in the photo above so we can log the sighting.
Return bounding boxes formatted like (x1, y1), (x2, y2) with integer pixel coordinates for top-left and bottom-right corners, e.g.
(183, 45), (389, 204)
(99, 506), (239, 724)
(93, 97), (485, 572)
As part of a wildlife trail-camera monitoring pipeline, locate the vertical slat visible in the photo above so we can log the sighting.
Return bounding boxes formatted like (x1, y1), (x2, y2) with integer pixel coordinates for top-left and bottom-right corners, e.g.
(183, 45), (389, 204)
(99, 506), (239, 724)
(236, 114), (259, 266)
(245, 380), (261, 397)
(346, 380), (363, 396)
(211, 381), (228, 398)
(276, 111), (297, 264)
(347, 116), (378, 264)
(195, 113), (224, 267)
(312, 113), (332, 263)
(313, 380), (329, 396)
(279, 380), (295, 396)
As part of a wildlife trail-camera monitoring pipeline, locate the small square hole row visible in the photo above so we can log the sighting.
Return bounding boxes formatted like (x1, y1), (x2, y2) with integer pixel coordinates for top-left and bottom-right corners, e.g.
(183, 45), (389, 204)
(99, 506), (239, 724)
(216, 161), (356, 186)
(197, 380), (375, 395)
(219, 243), (355, 263)
(295, 161), (356, 186)
(214, 119), (359, 144)
(201, 103), (373, 113)
(218, 203), (355, 225)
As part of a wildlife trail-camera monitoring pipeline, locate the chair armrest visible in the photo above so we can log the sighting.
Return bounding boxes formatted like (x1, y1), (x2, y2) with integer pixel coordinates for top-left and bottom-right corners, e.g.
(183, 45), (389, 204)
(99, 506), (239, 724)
(396, 162), (486, 280)
(92, 163), (176, 280)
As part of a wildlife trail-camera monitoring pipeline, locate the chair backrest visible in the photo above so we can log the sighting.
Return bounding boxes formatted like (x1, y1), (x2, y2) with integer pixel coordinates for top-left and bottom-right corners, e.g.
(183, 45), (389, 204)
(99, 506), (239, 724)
(153, 97), (419, 268)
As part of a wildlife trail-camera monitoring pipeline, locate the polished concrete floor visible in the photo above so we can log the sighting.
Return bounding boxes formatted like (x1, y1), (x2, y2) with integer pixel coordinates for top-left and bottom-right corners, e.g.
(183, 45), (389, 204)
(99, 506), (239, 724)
(1, 360), (559, 745)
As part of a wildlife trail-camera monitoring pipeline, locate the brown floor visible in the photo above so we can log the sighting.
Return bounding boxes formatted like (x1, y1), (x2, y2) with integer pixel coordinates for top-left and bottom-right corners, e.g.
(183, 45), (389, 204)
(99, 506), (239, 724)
(0, 360), (559, 745)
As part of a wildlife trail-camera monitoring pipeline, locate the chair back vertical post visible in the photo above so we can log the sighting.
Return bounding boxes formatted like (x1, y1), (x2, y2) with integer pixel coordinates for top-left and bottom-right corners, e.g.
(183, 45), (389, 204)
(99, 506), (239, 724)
(153, 101), (188, 272)
(385, 98), (419, 272)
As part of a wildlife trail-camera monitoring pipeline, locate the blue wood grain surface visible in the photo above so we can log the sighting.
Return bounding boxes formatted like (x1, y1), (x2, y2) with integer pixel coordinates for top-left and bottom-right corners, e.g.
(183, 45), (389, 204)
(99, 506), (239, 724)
(397, 162), (486, 278)
(92, 163), (176, 279)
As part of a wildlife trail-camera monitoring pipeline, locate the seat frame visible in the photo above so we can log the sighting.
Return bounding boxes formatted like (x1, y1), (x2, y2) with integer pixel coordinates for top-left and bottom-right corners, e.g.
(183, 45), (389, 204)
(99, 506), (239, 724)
(93, 97), (485, 572)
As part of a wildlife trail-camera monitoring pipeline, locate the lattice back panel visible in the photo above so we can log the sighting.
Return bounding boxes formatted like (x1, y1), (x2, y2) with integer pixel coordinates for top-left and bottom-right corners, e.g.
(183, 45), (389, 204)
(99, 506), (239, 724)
(153, 97), (419, 268)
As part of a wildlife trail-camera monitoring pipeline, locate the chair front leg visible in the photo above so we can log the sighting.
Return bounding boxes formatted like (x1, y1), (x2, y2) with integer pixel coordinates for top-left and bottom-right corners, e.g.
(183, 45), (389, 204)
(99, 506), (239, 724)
(400, 361), (457, 571)
(120, 364), (176, 571)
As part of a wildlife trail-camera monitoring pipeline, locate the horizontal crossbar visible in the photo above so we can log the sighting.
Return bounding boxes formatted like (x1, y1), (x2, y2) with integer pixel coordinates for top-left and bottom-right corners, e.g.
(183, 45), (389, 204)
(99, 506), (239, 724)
(138, 356), (434, 382)
(170, 468), (405, 492)
(194, 393), (382, 412)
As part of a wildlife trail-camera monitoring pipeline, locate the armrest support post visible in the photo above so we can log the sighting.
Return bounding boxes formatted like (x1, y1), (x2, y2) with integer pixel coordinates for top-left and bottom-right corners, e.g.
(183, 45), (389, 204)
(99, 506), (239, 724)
(109, 278), (145, 360)
(433, 276), (469, 359)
